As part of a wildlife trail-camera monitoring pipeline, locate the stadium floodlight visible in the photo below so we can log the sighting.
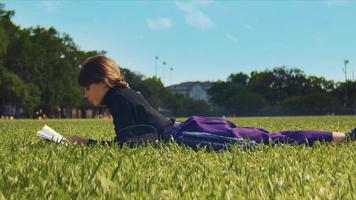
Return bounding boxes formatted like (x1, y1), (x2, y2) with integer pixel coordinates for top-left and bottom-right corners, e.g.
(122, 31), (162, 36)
(343, 59), (349, 82)
(170, 67), (174, 86)
(162, 61), (167, 85)
(155, 56), (159, 77)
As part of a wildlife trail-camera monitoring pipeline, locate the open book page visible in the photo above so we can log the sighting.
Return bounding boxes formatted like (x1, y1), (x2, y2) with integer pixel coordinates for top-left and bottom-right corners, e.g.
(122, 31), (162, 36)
(37, 125), (65, 143)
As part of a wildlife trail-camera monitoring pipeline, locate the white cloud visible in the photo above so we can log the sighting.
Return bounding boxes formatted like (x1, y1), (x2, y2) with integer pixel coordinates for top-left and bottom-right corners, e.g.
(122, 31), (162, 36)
(147, 18), (172, 30)
(226, 34), (238, 44)
(186, 9), (214, 29)
(38, 1), (62, 13)
(175, 1), (214, 29)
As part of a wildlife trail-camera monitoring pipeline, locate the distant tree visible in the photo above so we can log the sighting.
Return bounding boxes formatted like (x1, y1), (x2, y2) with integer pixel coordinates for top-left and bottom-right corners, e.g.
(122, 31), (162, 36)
(0, 3), (15, 59)
(208, 80), (230, 106)
(282, 93), (340, 114)
(209, 72), (268, 115)
(0, 4), (103, 116)
(225, 91), (268, 114)
(137, 76), (165, 109)
(208, 66), (345, 115)
(121, 68), (144, 90)
(303, 93), (340, 114)
(161, 92), (182, 115)
(227, 72), (249, 86)
(284, 68), (307, 97)
(182, 98), (211, 116)
(281, 96), (305, 113)
(0, 66), (40, 116)
(334, 81), (356, 109)
(249, 70), (275, 103)
(162, 92), (211, 116)
(305, 76), (335, 94)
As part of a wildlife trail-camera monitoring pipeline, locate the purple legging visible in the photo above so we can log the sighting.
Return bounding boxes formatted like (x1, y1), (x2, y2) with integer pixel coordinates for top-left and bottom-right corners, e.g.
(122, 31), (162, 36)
(176, 116), (333, 145)
(234, 127), (333, 145)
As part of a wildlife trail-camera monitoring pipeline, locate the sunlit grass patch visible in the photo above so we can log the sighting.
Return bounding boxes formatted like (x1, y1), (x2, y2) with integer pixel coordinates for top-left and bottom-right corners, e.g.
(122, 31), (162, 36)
(0, 116), (355, 199)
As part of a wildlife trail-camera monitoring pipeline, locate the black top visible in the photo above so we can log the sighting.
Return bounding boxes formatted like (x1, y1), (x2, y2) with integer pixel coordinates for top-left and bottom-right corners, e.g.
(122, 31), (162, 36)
(95, 86), (173, 144)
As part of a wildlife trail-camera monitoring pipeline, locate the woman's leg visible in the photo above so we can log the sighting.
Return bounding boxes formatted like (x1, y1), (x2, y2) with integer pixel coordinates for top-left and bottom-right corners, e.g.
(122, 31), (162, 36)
(272, 130), (334, 145)
(332, 132), (346, 143)
(233, 127), (336, 145)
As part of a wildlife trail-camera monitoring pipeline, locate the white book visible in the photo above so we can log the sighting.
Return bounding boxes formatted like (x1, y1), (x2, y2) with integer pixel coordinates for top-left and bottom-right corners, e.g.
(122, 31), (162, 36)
(37, 125), (65, 143)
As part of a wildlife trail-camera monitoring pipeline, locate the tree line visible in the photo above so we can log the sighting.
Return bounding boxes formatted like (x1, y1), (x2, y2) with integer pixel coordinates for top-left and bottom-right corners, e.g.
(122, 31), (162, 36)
(0, 4), (101, 117)
(209, 68), (356, 115)
(0, 4), (210, 118)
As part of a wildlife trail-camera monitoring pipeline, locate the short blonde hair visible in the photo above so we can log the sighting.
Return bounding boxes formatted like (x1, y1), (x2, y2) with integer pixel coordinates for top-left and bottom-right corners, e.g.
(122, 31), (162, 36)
(77, 55), (128, 88)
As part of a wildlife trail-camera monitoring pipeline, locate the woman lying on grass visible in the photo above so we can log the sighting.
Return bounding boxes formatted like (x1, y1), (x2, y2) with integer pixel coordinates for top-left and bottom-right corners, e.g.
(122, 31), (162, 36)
(67, 55), (356, 150)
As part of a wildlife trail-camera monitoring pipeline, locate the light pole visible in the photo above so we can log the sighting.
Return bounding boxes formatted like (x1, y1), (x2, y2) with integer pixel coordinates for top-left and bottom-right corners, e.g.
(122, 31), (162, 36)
(343, 59), (350, 108)
(344, 59), (349, 82)
(162, 61), (166, 85)
(170, 67), (174, 86)
(155, 56), (159, 77)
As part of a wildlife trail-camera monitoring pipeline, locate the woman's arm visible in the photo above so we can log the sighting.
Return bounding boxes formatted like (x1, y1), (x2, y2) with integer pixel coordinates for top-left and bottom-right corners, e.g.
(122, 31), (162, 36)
(66, 96), (132, 145)
(66, 135), (89, 145)
(66, 135), (114, 146)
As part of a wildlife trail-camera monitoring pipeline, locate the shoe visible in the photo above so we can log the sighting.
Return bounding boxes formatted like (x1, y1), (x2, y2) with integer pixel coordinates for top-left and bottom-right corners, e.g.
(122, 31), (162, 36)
(346, 128), (356, 141)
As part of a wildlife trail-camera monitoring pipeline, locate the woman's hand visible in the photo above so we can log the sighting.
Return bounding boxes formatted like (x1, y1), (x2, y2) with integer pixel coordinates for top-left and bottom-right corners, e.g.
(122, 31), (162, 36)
(66, 135), (89, 145)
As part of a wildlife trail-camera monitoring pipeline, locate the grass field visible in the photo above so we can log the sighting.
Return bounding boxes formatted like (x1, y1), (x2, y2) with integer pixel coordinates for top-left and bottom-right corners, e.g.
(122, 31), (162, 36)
(0, 116), (355, 199)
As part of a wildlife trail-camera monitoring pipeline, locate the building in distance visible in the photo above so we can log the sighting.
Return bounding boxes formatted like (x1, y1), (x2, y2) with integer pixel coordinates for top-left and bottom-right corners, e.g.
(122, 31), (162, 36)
(166, 81), (212, 102)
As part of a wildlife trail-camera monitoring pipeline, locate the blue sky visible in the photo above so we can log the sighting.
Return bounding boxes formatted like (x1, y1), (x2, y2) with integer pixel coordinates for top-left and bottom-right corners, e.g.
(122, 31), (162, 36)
(3, 0), (356, 86)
